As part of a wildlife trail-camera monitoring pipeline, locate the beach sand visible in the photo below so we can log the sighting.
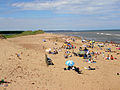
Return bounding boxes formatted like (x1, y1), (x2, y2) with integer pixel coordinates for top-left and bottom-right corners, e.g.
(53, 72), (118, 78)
(0, 33), (120, 90)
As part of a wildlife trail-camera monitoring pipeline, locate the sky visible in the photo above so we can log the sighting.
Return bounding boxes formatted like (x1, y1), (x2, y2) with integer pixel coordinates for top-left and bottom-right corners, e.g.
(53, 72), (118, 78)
(0, 0), (120, 31)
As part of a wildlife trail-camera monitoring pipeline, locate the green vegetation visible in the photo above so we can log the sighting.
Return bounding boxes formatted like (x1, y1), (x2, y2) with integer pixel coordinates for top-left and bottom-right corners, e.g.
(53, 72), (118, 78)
(3, 30), (44, 38)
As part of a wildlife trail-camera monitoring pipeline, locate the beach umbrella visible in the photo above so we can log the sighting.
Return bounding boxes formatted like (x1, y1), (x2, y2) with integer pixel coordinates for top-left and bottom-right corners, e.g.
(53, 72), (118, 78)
(77, 51), (86, 55)
(65, 60), (75, 66)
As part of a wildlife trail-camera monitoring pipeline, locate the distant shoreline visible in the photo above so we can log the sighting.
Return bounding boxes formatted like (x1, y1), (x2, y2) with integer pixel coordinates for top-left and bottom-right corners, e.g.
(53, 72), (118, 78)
(0, 29), (120, 34)
(1, 30), (44, 38)
(47, 31), (120, 44)
(45, 29), (120, 32)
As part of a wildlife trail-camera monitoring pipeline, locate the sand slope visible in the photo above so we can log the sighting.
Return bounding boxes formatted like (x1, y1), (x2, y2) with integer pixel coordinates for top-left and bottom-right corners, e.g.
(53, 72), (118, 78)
(0, 33), (120, 90)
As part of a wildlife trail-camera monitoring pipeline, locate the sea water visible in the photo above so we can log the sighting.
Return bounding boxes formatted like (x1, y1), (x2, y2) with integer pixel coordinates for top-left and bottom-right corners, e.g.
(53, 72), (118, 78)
(46, 30), (120, 43)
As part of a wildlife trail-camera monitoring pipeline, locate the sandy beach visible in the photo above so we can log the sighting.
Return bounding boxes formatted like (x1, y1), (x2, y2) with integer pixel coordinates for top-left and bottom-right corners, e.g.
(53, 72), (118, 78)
(0, 33), (120, 90)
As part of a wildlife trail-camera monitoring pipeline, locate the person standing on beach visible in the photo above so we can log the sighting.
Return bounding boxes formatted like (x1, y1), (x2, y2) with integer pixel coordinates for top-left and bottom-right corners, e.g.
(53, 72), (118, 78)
(110, 55), (114, 60)
(92, 42), (94, 48)
(102, 52), (105, 58)
(106, 54), (110, 60)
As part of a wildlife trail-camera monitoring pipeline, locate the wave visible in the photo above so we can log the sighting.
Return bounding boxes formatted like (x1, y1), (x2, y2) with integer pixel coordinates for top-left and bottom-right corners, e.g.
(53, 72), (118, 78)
(105, 33), (112, 35)
(114, 34), (120, 37)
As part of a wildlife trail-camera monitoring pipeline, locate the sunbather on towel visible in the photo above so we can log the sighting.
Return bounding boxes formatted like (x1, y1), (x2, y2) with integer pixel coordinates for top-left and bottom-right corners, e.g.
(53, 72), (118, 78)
(84, 66), (95, 70)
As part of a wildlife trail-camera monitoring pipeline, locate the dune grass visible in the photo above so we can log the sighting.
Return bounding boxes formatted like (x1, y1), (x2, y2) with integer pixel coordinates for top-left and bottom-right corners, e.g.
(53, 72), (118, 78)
(3, 30), (44, 38)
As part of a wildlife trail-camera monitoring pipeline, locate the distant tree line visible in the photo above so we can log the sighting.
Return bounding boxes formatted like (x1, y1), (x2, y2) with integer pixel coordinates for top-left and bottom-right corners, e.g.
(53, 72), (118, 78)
(1, 30), (44, 38)
(0, 31), (24, 34)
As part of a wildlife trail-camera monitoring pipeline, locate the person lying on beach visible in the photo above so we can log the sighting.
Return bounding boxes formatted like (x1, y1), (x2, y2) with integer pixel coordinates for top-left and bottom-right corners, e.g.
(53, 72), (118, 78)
(105, 48), (111, 52)
(65, 50), (71, 54)
(84, 66), (95, 70)
(64, 66), (82, 74)
(16, 53), (21, 60)
(83, 54), (88, 59)
(84, 47), (88, 52)
(87, 53), (91, 59)
(87, 45), (92, 48)
(49, 49), (58, 54)
(53, 49), (58, 54)
(85, 58), (96, 63)
(88, 66), (95, 70)
(0, 79), (11, 85)
(79, 47), (82, 51)
(64, 66), (72, 70)
(64, 53), (72, 58)
(73, 66), (82, 74)
(72, 50), (78, 56)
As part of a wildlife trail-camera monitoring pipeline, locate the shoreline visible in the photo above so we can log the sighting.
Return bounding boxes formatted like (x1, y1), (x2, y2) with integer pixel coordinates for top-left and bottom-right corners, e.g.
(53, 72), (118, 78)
(47, 32), (120, 44)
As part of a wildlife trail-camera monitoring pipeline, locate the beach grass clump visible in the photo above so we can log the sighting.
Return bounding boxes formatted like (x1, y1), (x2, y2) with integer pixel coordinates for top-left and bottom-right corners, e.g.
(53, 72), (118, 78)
(3, 30), (44, 38)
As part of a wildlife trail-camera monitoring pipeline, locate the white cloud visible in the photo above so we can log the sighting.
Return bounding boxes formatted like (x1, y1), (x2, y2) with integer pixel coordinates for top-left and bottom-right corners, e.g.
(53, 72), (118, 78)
(1, 0), (120, 30)
(11, 0), (120, 15)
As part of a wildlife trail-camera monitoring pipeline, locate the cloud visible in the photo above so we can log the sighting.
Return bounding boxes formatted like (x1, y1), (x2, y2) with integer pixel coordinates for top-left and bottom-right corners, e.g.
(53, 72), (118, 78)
(11, 0), (120, 15)
(1, 0), (120, 30)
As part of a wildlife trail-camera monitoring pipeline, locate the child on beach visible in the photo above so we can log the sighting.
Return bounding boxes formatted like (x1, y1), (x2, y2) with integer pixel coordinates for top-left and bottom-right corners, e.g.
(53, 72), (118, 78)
(91, 51), (94, 56)
(110, 55), (114, 60)
(102, 52), (105, 58)
(105, 54), (110, 60)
